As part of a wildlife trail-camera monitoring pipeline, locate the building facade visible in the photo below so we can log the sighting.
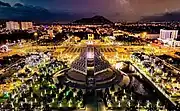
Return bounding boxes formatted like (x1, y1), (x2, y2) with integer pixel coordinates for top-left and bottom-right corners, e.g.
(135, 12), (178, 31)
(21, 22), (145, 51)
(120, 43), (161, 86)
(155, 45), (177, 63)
(159, 29), (178, 40)
(6, 21), (20, 30)
(47, 30), (55, 39)
(159, 29), (178, 47)
(21, 22), (33, 30)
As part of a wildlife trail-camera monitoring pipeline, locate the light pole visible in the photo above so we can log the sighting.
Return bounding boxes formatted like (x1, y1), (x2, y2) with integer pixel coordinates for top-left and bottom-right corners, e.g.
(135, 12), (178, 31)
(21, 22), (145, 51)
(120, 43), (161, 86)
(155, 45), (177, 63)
(33, 32), (38, 52)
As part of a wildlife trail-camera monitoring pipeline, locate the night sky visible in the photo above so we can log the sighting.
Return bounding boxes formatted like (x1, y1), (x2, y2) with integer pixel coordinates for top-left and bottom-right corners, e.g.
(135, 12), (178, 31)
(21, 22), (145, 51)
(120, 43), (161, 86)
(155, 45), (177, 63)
(2, 0), (180, 21)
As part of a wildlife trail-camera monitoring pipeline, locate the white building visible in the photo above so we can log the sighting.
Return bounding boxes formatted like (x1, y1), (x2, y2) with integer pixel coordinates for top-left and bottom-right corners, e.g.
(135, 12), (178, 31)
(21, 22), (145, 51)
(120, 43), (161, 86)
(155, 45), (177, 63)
(6, 21), (20, 30)
(21, 22), (33, 30)
(159, 29), (178, 47)
(159, 29), (178, 40)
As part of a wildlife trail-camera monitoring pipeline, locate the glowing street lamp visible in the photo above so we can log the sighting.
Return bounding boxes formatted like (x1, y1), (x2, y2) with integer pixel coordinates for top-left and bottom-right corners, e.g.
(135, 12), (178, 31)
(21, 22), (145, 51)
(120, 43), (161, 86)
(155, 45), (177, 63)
(69, 99), (73, 107)
(34, 98), (37, 103)
(59, 89), (61, 93)
(59, 103), (62, 107)
(34, 32), (38, 37)
(128, 101), (131, 107)
(118, 101), (121, 107)
(20, 101), (23, 106)
(31, 92), (33, 98)
(44, 90), (47, 95)
(25, 98), (27, 103)
(56, 94), (58, 98)
(50, 90), (52, 94)
(146, 100), (150, 108)
(156, 99), (160, 108)
(137, 101), (140, 109)
(30, 101), (33, 108)
(52, 98), (55, 103)
(122, 96), (124, 101)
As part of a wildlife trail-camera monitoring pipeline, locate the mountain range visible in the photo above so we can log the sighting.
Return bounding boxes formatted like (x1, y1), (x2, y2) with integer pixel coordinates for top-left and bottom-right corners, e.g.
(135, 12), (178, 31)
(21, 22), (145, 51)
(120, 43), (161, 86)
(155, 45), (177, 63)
(0, 1), (80, 22)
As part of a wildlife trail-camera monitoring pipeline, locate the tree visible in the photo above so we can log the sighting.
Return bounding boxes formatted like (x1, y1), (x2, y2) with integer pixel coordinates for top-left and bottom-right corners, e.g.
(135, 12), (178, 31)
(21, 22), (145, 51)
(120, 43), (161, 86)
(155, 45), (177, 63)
(61, 98), (68, 107)
(110, 85), (115, 92)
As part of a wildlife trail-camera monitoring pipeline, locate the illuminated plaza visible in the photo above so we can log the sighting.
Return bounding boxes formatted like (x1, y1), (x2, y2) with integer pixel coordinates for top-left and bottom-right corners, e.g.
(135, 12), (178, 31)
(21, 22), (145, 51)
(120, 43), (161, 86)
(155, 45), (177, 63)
(0, 33), (179, 111)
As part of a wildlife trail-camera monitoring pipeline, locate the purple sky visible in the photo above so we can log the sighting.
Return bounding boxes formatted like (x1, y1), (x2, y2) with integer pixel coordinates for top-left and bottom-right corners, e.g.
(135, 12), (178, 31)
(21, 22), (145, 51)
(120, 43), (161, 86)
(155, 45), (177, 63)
(3, 0), (180, 21)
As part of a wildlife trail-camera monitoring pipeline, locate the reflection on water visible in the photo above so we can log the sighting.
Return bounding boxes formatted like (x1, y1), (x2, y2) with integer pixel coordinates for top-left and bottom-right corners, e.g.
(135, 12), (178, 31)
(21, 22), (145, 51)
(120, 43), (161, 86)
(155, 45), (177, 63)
(129, 76), (148, 96)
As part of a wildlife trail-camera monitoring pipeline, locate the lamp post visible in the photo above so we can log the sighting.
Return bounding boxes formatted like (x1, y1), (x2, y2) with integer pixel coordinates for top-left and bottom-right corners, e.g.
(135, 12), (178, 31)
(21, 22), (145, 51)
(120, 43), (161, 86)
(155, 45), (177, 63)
(34, 32), (38, 41)
(33, 32), (38, 52)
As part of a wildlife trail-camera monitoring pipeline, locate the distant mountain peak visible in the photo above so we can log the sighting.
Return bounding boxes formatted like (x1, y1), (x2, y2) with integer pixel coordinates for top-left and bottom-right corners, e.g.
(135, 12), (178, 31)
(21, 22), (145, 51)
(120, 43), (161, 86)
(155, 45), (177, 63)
(73, 15), (113, 24)
(92, 15), (104, 18)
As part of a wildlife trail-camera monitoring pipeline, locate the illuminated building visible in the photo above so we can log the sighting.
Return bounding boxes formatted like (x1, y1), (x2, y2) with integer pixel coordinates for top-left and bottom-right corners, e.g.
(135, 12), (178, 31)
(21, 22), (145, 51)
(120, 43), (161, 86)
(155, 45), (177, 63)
(159, 29), (178, 40)
(146, 34), (159, 39)
(47, 30), (55, 39)
(159, 29), (178, 46)
(88, 34), (94, 44)
(140, 32), (147, 38)
(6, 21), (20, 30)
(0, 45), (9, 52)
(88, 34), (94, 40)
(66, 46), (122, 88)
(57, 25), (62, 33)
(21, 22), (33, 30)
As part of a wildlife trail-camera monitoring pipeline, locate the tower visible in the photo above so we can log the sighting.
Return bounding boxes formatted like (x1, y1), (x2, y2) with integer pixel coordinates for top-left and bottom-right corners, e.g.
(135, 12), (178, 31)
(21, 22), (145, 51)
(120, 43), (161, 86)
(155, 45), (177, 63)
(88, 34), (94, 44)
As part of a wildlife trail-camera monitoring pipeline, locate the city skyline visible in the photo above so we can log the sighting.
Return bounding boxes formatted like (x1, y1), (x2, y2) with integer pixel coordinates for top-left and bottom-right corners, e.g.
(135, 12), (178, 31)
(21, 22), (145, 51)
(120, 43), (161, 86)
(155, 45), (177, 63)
(2, 0), (180, 22)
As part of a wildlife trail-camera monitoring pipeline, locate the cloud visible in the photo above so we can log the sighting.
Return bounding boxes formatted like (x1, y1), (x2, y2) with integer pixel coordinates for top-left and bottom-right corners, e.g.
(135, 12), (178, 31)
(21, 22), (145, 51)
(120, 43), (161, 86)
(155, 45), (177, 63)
(0, 1), (11, 7)
(15, 0), (140, 21)
(0, 2), (81, 22)
(3, 0), (180, 21)
(1, 0), (20, 5)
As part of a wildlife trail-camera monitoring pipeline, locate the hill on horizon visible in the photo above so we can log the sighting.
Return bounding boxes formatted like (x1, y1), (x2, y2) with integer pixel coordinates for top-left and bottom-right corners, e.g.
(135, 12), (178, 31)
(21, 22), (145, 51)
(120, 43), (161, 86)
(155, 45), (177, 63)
(73, 16), (114, 25)
(0, 1), (115, 23)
